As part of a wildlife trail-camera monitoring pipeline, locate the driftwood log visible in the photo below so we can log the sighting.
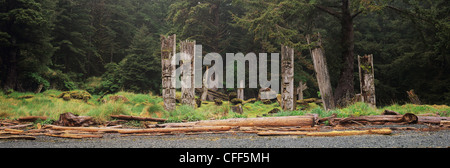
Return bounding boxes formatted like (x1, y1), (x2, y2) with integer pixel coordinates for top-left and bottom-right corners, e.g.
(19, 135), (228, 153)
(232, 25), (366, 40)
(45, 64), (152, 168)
(258, 128), (392, 136)
(418, 116), (450, 125)
(0, 124), (33, 130)
(329, 113), (418, 126)
(195, 115), (317, 127)
(157, 115), (317, 128)
(0, 136), (36, 140)
(381, 110), (450, 125)
(110, 115), (167, 123)
(18, 116), (48, 122)
(44, 125), (232, 134)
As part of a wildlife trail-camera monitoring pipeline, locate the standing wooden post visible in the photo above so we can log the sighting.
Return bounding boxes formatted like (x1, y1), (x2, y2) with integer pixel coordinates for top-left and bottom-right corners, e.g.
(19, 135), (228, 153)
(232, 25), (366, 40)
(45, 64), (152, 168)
(180, 40), (196, 108)
(201, 66), (209, 101)
(237, 80), (244, 100)
(308, 34), (335, 110)
(280, 45), (295, 111)
(161, 35), (176, 111)
(296, 81), (308, 100)
(358, 54), (376, 107)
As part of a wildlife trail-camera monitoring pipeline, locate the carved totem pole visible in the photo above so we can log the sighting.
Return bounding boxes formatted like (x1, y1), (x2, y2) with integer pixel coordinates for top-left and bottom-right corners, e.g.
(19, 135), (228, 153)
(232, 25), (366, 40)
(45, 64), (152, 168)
(180, 40), (196, 107)
(161, 35), (176, 111)
(281, 45), (295, 111)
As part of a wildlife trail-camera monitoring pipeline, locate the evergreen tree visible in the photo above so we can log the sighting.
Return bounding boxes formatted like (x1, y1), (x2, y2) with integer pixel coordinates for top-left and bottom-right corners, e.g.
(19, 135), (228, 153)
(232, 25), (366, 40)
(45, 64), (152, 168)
(52, 0), (97, 77)
(119, 25), (161, 93)
(0, 0), (56, 91)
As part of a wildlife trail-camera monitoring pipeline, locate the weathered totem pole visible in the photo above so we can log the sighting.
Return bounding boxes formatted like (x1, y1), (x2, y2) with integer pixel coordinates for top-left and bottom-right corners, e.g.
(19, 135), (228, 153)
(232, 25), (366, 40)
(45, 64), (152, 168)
(358, 54), (376, 107)
(161, 35), (176, 111)
(180, 40), (196, 107)
(280, 45), (295, 111)
(309, 34), (336, 110)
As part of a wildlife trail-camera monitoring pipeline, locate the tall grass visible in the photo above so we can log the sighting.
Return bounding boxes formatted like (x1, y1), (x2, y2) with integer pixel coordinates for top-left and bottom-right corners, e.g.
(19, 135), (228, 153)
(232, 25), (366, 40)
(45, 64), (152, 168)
(1, 90), (448, 124)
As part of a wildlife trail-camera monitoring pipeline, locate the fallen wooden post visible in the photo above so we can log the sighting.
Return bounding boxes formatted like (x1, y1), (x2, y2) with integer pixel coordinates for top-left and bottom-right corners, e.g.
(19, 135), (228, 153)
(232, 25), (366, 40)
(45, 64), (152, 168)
(44, 125), (232, 134)
(0, 124), (33, 130)
(0, 136), (36, 140)
(418, 116), (450, 125)
(257, 131), (309, 136)
(257, 128), (392, 136)
(330, 113), (418, 126)
(441, 121), (450, 128)
(45, 133), (103, 139)
(110, 115), (167, 122)
(18, 116), (48, 122)
(195, 115), (317, 127)
(116, 126), (232, 134)
(306, 128), (392, 136)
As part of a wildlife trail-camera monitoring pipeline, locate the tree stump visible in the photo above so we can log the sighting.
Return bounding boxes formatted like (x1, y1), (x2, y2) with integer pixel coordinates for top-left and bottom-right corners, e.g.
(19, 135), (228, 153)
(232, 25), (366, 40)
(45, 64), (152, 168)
(55, 112), (94, 127)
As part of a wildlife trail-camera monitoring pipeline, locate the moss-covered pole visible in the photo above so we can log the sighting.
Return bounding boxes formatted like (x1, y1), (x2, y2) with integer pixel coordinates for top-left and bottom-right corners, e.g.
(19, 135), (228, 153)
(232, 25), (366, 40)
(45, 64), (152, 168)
(358, 54), (376, 107)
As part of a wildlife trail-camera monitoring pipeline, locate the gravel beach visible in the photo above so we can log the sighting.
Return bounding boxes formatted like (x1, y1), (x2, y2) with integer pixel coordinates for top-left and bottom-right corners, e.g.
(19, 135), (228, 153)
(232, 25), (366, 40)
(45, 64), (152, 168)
(1, 129), (449, 148)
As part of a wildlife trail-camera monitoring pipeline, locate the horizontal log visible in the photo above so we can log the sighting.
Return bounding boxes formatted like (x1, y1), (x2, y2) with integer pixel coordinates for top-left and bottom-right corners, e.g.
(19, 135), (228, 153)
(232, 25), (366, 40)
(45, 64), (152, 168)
(45, 133), (103, 139)
(418, 116), (450, 125)
(110, 115), (167, 122)
(330, 113), (418, 126)
(44, 125), (121, 132)
(0, 124), (33, 130)
(18, 116), (48, 122)
(257, 131), (309, 136)
(116, 126), (232, 134)
(156, 122), (198, 128)
(296, 98), (323, 105)
(0, 136), (36, 140)
(44, 125), (232, 134)
(381, 110), (400, 115)
(306, 128), (392, 136)
(257, 128), (392, 136)
(195, 116), (316, 127)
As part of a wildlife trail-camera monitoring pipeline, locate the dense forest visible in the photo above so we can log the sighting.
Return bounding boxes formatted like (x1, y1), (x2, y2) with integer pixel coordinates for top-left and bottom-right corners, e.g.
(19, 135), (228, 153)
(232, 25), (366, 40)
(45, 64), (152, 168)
(0, 0), (449, 106)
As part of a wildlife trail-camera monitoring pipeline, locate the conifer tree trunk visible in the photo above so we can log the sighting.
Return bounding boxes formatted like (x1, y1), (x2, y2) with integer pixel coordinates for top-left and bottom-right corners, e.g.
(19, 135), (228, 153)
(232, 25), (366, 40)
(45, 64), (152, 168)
(334, 1), (356, 106)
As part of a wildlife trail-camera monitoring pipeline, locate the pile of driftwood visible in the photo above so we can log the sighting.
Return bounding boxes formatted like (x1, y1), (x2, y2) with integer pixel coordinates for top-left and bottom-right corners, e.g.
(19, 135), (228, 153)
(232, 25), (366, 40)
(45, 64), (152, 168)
(1, 110), (449, 140)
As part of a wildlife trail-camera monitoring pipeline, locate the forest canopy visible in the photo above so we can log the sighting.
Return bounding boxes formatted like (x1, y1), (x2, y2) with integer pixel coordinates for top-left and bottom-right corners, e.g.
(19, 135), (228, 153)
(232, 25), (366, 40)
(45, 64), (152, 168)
(0, 0), (449, 106)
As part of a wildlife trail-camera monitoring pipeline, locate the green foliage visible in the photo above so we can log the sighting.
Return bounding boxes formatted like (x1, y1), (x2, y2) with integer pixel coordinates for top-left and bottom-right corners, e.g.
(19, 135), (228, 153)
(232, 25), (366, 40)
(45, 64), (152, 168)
(0, 0), (448, 105)
(1, 0), (56, 91)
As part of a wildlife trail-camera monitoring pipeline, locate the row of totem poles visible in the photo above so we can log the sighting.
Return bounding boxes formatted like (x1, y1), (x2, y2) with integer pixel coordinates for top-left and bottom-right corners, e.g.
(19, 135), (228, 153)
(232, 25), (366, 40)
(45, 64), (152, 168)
(161, 34), (376, 112)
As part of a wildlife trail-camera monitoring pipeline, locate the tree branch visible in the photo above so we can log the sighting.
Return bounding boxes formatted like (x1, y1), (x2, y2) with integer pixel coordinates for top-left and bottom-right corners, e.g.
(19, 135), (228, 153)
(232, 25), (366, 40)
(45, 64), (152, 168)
(386, 5), (435, 25)
(352, 10), (363, 19)
(314, 5), (342, 19)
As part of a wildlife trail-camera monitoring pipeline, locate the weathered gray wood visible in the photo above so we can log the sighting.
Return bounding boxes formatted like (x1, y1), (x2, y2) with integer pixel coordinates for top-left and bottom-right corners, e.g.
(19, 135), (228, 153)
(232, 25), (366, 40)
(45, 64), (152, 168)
(281, 45), (295, 111)
(161, 34), (176, 111)
(296, 81), (308, 100)
(180, 40), (196, 108)
(201, 66), (209, 101)
(358, 54), (376, 107)
(407, 89), (422, 105)
(308, 35), (335, 110)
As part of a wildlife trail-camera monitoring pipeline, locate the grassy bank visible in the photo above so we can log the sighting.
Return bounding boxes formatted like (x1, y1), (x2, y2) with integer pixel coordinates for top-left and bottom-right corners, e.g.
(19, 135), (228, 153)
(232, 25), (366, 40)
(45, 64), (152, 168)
(1, 90), (449, 125)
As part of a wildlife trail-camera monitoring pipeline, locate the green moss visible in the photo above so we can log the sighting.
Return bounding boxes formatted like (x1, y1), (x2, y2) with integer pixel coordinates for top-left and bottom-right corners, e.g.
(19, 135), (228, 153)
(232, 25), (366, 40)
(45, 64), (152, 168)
(230, 98), (243, 105)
